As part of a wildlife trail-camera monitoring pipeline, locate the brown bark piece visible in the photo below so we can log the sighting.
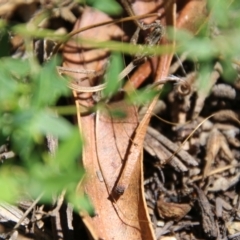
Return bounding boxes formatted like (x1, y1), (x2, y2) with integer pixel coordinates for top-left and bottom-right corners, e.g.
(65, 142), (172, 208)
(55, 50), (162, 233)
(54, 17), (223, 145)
(193, 184), (218, 238)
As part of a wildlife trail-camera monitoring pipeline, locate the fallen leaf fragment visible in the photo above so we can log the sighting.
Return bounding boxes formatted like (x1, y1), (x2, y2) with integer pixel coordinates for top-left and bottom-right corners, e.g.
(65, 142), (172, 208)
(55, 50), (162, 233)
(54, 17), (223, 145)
(157, 198), (191, 221)
(204, 128), (223, 178)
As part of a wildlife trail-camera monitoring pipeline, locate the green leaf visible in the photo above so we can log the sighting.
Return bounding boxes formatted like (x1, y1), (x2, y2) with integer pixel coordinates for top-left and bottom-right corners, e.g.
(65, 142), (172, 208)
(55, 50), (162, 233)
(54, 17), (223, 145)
(0, 166), (25, 202)
(12, 24), (67, 41)
(105, 108), (127, 119)
(92, 0), (122, 15)
(0, 58), (35, 110)
(30, 110), (73, 139)
(32, 56), (70, 107)
(172, 29), (218, 60)
(1, 58), (31, 77)
(80, 0), (122, 15)
(208, 0), (229, 28)
(126, 88), (158, 106)
(69, 192), (94, 215)
(53, 129), (83, 171)
(0, 19), (6, 28)
(220, 59), (237, 83)
(77, 37), (170, 56)
(0, 67), (18, 104)
(196, 64), (213, 94)
(103, 52), (123, 97)
(0, 29), (10, 57)
(29, 163), (81, 198)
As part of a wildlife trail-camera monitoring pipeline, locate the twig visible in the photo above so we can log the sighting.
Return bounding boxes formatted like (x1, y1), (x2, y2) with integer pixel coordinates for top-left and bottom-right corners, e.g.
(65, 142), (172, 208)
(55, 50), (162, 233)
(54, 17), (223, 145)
(5, 192), (44, 239)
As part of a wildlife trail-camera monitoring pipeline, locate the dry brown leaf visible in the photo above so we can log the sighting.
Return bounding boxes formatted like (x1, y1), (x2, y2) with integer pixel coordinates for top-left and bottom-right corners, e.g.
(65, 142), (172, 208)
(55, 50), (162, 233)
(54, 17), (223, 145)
(203, 128), (222, 178)
(157, 198), (192, 221)
(131, 0), (162, 25)
(204, 128), (234, 179)
(63, 6), (155, 240)
(79, 102), (155, 239)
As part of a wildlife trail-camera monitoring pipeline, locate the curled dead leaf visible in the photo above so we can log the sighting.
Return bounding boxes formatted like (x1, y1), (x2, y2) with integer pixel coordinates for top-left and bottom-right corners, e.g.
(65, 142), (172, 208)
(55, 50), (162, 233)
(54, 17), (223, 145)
(157, 198), (191, 221)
